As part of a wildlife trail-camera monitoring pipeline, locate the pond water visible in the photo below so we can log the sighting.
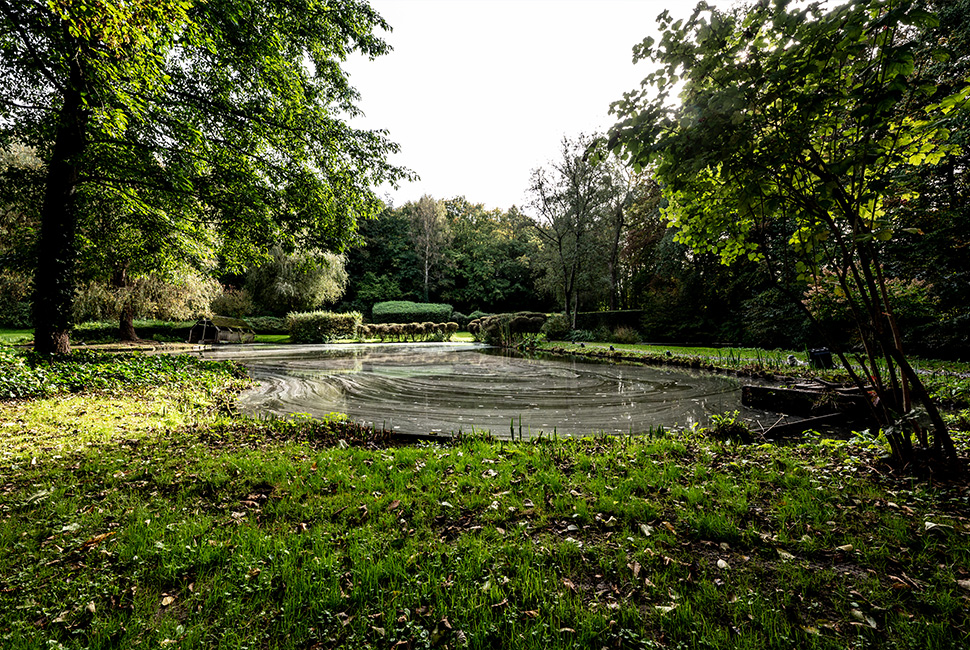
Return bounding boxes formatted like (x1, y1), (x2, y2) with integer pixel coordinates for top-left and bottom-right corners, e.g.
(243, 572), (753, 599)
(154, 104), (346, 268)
(199, 342), (778, 438)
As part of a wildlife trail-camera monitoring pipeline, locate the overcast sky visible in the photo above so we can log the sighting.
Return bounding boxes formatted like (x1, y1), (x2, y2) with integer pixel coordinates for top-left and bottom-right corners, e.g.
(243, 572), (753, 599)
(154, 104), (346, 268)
(345, 0), (737, 212)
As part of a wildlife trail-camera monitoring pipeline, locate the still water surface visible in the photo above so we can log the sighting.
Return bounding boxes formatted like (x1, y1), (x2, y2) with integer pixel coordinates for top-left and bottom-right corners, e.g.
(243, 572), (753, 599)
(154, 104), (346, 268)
(201, 342), (772, 438)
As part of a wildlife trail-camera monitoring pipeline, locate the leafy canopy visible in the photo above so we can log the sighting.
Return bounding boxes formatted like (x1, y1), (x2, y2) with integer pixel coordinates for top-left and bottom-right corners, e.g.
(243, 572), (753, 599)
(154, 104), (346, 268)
(609, 0), (968, 274)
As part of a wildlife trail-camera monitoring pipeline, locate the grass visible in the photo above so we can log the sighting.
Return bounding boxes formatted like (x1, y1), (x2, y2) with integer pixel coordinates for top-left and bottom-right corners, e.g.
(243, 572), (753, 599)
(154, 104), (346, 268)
(1, 346), (969, 649)
(540, 340), (970, 417)
(0, 328), (32, 345)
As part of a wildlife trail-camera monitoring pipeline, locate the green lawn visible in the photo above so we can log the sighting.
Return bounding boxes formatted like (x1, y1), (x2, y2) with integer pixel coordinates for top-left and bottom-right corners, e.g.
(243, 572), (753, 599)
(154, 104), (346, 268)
(1, 349), (968, 649)
(0, 328), (32, 345)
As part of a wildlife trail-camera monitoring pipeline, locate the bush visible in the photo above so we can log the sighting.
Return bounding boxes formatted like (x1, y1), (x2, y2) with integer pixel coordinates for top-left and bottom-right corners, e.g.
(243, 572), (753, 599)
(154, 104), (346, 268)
(451, 311), (469, 329)
(0, 272), (32, 328)
(569, 329), (596, 343)
(371, 301), (452, 324)
(540, 313), (570, 341)
(244, 316), (288, 334)
(469, 312), (546, 346)
(0, 299), (31, 328)
(612, 326), (641, 344)
(362, 322), (458, 343)
(288, 311), (361, 343)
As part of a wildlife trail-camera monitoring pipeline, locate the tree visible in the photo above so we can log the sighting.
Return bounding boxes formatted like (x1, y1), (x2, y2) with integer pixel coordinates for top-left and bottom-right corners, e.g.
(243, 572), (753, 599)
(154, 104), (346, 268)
(0, 0), (409, 354)
(528, 135), (612, 327)
(609, 0), (969, 465)
(245, 246), (348, 316)
(405, 195), (451, 302)
(597, 152), (649, 311)
(441, 199), (543, 314)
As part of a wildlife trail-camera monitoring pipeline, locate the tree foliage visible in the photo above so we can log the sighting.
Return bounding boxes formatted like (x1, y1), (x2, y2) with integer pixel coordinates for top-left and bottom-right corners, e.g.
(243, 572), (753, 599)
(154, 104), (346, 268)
(528, 134), (649, 324)
(245, 246), (348, 317)
(405, 195), (451, 303)
(0, 0), (409, 353)
(609, 0), (969, 464)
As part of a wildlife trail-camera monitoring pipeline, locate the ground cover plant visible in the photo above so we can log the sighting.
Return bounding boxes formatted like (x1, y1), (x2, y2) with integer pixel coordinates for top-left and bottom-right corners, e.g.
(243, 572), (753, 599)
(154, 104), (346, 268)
(1, 348), (969, 649)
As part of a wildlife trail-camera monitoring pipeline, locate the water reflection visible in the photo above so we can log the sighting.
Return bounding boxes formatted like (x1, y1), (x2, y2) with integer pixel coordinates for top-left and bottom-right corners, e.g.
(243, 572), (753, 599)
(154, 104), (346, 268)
(199, 343), (768, 438)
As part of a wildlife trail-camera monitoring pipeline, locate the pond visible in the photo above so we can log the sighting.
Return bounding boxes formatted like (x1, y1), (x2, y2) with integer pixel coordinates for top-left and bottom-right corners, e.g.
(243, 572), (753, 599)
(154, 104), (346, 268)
(199, 342), (779, 438)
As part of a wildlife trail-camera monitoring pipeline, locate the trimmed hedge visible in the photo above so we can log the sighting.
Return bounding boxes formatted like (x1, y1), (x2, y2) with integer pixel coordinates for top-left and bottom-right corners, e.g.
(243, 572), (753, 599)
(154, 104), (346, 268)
(371, 301), (452, 324)
(288, 311), (362, 343)
(574, 310), (648, 333)
(360, 322), (458, 342)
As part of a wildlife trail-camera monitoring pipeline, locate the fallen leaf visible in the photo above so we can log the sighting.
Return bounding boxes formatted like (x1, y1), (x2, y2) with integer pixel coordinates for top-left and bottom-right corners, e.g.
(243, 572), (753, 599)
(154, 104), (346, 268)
(387, 500), (401, 511)
(562, 578), (577, 592)
(777, 549), (795, 561)
(837, 544), (854, 552)
(628, 560), (641, 577)
(640, 524), (653, 537)
(86, 601), (96, 614)
(957, 580), (970, 591)
(161, 596), (175, 607)
(655, 604), (678, 614)
(491, 598), (509, 608)
(717, 559), (729, 570)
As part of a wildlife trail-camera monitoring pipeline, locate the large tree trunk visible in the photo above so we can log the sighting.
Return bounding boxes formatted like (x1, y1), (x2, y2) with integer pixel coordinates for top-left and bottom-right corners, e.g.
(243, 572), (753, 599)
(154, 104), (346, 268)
(119, 305), (138, 342)
(32, 64), (88, 355)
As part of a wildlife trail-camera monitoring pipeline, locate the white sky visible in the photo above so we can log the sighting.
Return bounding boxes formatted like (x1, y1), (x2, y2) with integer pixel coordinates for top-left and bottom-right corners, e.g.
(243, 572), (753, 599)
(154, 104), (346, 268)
(346, 0), (737, 212)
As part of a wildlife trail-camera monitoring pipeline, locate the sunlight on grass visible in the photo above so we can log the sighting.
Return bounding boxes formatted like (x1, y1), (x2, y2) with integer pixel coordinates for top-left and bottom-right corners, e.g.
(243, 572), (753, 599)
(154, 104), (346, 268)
(0, 387), (220, 462)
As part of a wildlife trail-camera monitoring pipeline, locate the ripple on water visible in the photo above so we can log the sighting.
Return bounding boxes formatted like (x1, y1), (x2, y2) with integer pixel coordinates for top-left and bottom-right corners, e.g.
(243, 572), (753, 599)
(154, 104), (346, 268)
(199, 343), (765, 438)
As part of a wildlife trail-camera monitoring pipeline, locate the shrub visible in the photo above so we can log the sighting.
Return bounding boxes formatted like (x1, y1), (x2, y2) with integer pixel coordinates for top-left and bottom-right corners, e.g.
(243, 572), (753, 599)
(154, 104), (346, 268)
(363, 322), (459, 343)
(451, 311), (468, 329)
(469, 312), (546, 346)
(569, 329), (596, 343)
(612, 326), (641, 344)
(288, 311), (362, 343)
(0, 272), (32, 328)
(371, 301), (453, 324)
(540, 312), (570, 341)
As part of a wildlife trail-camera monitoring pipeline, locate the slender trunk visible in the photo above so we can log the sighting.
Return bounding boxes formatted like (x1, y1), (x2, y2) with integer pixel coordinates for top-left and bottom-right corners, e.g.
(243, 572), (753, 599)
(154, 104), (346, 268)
(608, 205), (624, 311)
(32, 63), (88, 355)
(423, 254), (430, 302)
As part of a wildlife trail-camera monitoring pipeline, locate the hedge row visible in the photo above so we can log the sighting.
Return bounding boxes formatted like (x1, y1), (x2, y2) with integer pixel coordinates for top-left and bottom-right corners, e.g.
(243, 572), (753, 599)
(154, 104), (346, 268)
(361, 322), (458, 342)
(371, 301), (452, 324)
(573, 310), (649, 334)
(288, 311), (362, 343)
